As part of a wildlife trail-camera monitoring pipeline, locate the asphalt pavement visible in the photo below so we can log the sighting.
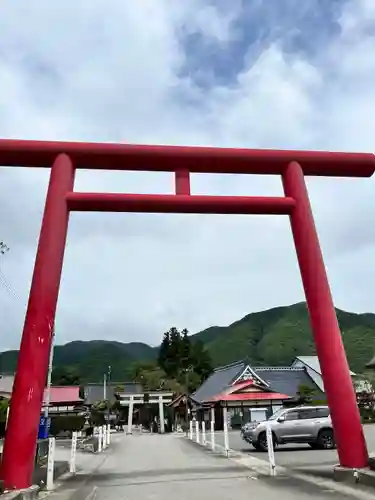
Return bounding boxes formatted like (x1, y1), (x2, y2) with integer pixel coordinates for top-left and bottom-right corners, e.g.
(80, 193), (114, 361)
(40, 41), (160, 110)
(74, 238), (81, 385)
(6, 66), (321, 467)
(206, 424), (375, 472)
(47, 432), (366, 500)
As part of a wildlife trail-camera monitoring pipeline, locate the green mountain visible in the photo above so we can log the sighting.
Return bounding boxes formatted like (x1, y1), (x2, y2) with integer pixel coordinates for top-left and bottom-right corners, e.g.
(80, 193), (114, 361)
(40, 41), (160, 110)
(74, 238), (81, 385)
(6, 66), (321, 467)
(193, 302), (375, 372)
(1, 302), (375, 381)
(0, 340), (156, 383)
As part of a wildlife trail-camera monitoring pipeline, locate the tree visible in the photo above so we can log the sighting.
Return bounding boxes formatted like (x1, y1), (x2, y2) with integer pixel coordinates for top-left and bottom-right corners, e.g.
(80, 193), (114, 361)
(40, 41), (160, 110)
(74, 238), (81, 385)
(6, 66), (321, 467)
(167, 327), (182, 377)
(158, 330), (171, 374)
(92, 399), (109, 411)
(180, 329), (192, 371)
(296, 384), (317, 404)
(128, 360), (158, 382)
(0, 398), (9, 424)
(51, 366), (81, 386)
(191, 340), (212, 381)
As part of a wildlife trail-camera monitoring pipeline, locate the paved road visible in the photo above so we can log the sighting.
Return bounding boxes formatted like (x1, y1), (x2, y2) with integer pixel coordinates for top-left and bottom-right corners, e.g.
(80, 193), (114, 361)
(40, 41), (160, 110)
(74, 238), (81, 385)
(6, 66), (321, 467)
(205, 425), (375, 471)
(49, 433), (366, 499)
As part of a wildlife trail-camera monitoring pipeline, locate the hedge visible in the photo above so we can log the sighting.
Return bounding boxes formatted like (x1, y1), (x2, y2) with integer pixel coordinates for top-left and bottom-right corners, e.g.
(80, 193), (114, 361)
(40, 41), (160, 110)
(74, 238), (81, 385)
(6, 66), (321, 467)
(49, 415), (85, 436)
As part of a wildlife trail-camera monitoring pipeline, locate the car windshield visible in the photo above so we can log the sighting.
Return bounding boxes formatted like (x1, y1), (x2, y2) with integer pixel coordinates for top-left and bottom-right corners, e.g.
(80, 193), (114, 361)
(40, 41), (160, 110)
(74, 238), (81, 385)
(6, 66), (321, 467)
(268, 408), (286, 421)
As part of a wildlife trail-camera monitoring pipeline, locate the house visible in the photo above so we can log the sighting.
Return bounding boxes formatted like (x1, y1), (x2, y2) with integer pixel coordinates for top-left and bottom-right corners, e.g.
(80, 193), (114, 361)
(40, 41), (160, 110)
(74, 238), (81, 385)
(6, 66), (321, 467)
(191, 361), (303, 429)
(291, 355), (355, 392)
(42, 386), (84, 416)
(0, 375), (14, 399)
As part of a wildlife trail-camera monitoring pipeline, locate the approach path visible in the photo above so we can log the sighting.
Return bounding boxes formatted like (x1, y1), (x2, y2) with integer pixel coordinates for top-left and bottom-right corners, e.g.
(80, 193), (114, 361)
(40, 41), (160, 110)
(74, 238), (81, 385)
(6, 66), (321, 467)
(49, 431), (367, 500)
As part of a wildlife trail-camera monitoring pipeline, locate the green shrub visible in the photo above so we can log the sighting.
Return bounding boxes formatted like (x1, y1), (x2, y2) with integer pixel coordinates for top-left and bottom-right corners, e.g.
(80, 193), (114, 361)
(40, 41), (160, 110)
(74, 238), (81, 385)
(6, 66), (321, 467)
(49, 415), (85, 436)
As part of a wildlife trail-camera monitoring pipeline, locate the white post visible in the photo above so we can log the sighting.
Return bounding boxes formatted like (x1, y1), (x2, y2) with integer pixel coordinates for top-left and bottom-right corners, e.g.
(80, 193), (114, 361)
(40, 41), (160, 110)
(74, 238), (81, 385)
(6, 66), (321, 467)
(70, 432), (77, 474)
(266, 423), (276, 476)
(158, 395), (165, 434)
(103, 426), (107, 450)
(202, 421), (206, 445)
(98, 426), (103, 452)
(127, 396), (134, 434)
(223, 407), (229, 455)
(195, 419), (200, 444)
(189, 420), (193, 440)
(210, 407), (215, 451)
(103, 373), (107, 400)
(107, 423), (111, 445)
(46, 437), (55, 490)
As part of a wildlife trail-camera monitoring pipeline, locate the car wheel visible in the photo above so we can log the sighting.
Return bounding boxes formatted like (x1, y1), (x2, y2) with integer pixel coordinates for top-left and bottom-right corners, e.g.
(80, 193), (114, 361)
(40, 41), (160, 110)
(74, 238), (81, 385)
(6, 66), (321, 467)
(317, 429), (336, 449)
(257, 431), (276, 452)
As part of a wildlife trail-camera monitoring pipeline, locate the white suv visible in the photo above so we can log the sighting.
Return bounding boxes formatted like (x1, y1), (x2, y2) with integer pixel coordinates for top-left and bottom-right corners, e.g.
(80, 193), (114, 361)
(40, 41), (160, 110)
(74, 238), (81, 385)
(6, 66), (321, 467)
(241, 406), (335, 451)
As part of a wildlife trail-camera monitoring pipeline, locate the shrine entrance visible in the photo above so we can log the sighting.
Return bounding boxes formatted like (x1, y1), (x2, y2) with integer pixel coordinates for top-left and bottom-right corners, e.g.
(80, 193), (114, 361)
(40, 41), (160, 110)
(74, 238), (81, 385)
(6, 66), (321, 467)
(115, 391), (174, 434)
(0, 139), (372, 489)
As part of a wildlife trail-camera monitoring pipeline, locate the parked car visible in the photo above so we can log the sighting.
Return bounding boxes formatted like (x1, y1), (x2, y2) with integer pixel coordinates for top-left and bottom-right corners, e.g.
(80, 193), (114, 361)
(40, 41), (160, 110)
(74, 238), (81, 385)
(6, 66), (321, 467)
(241, 406), (335, 452)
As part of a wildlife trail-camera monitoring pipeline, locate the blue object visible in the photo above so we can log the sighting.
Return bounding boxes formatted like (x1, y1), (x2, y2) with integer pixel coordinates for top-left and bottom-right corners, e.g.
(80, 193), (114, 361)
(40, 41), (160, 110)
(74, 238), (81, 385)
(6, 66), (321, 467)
(38, 415), (51, 439)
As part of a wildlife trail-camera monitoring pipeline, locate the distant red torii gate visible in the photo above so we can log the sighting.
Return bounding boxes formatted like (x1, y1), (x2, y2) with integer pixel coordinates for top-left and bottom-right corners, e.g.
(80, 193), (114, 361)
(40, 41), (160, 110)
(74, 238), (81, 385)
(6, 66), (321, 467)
(0, 139), (373, 489)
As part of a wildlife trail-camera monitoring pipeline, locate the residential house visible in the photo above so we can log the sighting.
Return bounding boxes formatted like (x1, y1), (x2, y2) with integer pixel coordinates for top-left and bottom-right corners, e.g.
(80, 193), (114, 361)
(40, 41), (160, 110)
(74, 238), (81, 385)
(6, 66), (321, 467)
(0, 374), (14, 399)
(291, 355), (355, 392)
(42, 386), (84, 416)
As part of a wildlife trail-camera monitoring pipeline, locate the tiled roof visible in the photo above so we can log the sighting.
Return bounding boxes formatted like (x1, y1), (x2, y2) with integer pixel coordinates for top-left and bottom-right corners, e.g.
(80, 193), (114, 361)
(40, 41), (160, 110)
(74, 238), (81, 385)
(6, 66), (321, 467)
(83, 382), (143, 405)
(254, 367), (319, 397)
(192, 361), (245, 403)
(293, 355), (355, 376)
(193, 359), (325, 404)
(43, 386), (82, 404)
(210, 391), (291, 402)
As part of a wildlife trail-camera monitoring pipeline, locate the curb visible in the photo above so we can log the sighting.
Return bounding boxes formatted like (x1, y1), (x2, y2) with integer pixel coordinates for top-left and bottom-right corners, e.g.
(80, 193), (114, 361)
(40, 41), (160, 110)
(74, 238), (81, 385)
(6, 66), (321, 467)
(185, 436), (375, 500)
(1, 485), (39, 500)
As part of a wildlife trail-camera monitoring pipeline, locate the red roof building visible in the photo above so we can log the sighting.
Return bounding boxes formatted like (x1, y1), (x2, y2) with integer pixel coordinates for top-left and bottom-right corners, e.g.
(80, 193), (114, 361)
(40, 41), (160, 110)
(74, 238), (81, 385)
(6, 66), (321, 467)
(42, 386), (84, 416)
(191, 361), (317, 429)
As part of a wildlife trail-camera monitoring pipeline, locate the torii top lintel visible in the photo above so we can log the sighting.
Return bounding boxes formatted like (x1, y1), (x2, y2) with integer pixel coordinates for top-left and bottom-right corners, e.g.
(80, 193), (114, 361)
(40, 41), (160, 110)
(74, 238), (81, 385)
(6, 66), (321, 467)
(0, 139), (374, 177)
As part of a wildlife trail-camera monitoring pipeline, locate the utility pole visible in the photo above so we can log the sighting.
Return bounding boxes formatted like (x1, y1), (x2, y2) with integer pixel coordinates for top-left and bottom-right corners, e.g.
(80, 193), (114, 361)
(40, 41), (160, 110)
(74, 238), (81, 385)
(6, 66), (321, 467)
(184, 365), (193, 436)
(44, 322), (55, 420)
(107, 366), (111, 425)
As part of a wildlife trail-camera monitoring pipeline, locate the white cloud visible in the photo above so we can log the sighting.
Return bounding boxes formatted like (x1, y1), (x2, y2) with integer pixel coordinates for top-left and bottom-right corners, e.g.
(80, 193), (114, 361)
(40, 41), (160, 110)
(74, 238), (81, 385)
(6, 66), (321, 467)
(0, 0), (375, 350)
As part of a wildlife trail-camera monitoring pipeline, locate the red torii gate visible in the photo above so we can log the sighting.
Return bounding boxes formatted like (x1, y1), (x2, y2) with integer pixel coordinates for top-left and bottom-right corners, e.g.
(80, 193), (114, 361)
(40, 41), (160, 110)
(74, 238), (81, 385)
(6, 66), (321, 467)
(0, 139), (373, 489)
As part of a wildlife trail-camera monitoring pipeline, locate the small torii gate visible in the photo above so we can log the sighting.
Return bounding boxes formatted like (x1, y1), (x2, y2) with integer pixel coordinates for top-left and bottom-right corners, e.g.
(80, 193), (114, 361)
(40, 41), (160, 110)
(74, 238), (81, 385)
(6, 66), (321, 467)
(117, 391), (174, 434)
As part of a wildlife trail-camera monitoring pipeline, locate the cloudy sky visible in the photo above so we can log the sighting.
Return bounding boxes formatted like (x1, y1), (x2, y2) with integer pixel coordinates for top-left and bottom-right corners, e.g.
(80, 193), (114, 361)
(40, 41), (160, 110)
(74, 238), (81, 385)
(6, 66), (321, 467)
(0, 0), (375, 350)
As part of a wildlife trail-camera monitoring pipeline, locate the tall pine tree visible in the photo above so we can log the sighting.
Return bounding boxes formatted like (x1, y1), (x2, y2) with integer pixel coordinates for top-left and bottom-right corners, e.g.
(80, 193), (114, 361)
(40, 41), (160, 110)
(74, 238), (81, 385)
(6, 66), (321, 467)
(180, 328), (192, 370)
(191, 340), (213, 381)
(158, 330), (171, 373)
(167, 327), (182, 378)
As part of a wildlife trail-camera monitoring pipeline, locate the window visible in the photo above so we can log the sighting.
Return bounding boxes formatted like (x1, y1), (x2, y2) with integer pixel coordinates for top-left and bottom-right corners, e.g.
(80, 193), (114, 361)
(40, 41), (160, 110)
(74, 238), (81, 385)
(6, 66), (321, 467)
(298, 409), (317, 420)
(285, 411), (299, 421)
(315, 407), (330, 418)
